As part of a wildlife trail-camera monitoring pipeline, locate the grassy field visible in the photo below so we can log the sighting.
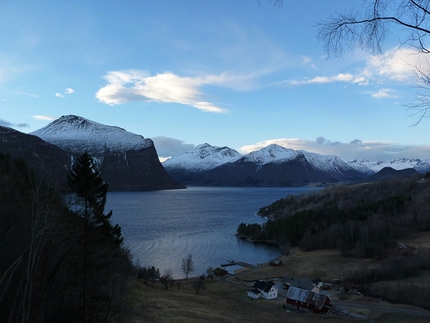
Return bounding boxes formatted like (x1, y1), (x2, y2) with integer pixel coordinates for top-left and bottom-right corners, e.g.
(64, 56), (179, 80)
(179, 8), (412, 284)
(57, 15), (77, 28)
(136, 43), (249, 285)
(123, 231), (430, 322)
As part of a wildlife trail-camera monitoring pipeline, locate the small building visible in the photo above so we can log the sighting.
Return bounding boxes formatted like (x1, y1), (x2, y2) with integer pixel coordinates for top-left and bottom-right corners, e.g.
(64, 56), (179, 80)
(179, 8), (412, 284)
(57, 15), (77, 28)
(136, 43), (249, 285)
(269, 260), (283, 267)
(247, 288), (261, 299)
(213, 267), (228, 276)
(248, 280), (278, 300)
(285, 285), (331, 313)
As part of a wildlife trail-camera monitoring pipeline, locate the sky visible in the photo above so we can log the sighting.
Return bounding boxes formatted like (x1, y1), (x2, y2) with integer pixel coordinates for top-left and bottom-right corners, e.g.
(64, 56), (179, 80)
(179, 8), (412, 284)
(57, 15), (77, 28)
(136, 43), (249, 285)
(2, 0), (430, 162)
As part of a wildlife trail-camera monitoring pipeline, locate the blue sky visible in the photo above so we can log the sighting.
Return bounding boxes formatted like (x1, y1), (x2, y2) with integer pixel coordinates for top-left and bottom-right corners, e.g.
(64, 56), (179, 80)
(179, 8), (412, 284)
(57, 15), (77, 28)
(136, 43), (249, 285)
(2, 0), (430, 161)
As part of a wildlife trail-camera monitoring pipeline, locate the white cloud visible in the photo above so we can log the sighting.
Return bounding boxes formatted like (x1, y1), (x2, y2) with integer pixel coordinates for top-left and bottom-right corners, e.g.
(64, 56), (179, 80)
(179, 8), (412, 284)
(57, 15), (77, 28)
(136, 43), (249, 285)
(32, 115), (57, 121)
(285, 73), (365, 86)
(55, 88), (74, 98)
(96, 70), (256, 112)
(239, 137), (430, 161)
(280, 48), (425, 90)
(15, 91), (39, 98)
(366, 48), (423, 81)
(151, 136), (195, 158)
(372, 88), (397, 98)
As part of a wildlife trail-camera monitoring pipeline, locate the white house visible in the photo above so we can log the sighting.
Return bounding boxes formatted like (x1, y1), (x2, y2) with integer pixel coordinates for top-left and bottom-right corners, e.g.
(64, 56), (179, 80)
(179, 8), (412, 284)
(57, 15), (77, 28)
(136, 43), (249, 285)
(247, 280), (278, 300)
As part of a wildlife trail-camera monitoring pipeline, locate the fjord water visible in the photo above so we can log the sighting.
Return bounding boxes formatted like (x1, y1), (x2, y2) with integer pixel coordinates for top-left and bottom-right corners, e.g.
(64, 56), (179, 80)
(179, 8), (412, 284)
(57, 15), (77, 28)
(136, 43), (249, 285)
(107, 187), (316, 278)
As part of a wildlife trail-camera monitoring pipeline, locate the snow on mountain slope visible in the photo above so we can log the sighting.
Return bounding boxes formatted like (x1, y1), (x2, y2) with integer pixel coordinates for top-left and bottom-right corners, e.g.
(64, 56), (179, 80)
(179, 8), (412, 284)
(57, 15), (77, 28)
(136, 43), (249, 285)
(242, 144), (300, 165)
(31, 115), (153, 153)
(162, 143), (242, 171)
(241, 144), (355, 175)
(413, 158), (430, 173)
(301, 150), (357, 175)
(348, 158), (423, 173)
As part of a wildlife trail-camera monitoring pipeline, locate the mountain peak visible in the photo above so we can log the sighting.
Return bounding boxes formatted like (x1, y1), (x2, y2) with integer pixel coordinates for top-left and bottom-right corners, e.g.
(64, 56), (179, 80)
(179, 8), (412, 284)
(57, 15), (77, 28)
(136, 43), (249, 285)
(243, 144), (300, 165)
(31, 115), (153, 154)
(163, 143), (242, 171)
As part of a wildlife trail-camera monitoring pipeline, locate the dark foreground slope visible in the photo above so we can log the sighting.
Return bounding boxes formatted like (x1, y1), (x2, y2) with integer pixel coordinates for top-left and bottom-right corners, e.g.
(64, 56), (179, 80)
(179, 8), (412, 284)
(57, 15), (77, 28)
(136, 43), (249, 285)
(0, 126), (70, 188)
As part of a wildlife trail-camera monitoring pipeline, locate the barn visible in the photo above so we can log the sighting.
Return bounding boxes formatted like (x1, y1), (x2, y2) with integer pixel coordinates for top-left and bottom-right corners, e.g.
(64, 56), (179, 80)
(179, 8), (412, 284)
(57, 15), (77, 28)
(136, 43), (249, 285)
(285, 285), (331, 313)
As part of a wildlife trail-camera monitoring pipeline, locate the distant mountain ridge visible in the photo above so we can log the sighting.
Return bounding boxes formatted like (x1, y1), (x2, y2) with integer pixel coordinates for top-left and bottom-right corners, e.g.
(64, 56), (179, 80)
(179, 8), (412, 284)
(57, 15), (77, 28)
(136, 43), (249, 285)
(2, 115), (427, 189)
(163, 144), (367, 187)
(162, 143), (242, 184)
(348, 158), (430, 174)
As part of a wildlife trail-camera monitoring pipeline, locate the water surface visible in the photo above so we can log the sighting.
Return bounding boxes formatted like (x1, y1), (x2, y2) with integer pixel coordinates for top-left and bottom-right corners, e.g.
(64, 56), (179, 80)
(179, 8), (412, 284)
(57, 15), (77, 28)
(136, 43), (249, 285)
(107, 186), (316, 278)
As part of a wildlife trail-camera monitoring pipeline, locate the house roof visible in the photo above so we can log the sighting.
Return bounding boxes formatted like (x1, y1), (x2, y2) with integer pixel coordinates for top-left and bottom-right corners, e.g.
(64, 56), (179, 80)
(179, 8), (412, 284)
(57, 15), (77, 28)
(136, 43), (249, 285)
(248, 289), (261, 295)
(283, 276), (315, 290)
(252, 280), (276, 293)
(285, 286), (330, 310)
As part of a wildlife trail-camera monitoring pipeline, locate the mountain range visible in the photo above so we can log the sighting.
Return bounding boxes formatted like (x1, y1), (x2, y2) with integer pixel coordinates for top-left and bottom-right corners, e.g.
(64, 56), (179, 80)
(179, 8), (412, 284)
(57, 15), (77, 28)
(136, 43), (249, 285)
(163, 143), (429, 187)
(1, 115), (428, 190)
(0, 115), (184, 191)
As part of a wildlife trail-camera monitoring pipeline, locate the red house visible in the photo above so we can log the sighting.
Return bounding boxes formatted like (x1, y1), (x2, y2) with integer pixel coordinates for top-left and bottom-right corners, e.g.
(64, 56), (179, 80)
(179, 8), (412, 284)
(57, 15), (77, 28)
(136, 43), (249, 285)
(285, 285), (331, 313)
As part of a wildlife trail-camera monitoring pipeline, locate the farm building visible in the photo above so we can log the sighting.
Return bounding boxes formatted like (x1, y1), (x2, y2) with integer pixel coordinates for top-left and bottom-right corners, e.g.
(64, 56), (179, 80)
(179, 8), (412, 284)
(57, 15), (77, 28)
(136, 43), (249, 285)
(285, 285), (331, 313)
(247, 288), (261, 299)
(247, 280), (278, 300)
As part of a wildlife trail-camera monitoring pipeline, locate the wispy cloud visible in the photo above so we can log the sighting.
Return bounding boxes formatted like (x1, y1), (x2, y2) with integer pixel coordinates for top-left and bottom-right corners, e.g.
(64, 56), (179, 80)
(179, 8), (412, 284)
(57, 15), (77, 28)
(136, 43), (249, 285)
(287, 73), (359, 85)
(32, 115), (57, 121)
(55, 88), (75, 98)
(239, 137), (430, 161)
(15, 91), (39, 98)
(96, 69), (256, 113)
(0, 118), (29, 128)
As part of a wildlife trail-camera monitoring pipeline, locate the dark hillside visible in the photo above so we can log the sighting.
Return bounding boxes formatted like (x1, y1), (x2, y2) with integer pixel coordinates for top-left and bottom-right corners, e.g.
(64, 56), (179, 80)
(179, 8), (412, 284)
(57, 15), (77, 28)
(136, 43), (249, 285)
(0, 126), (70, 188)
(0, 154), (133, 322)
(238, 176), (430, 258)
(364, 166), (418, 182)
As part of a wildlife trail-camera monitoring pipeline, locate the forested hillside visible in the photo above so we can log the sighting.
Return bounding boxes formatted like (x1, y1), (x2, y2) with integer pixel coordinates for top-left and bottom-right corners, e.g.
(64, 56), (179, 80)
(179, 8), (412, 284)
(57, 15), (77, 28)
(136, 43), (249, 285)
(238, 175), (430, 258)
(0, 153), (134, 322)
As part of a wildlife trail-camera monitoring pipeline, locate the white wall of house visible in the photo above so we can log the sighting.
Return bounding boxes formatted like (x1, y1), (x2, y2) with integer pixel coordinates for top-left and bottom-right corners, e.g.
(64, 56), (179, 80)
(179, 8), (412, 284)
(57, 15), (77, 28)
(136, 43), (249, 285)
(247, 290), (261, 299)
(261, 286), (278, 299)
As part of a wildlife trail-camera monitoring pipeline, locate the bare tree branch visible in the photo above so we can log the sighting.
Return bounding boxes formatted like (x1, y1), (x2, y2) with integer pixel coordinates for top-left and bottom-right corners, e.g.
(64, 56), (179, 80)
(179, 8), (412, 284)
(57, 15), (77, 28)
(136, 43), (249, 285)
(257, 0), (283, 7)
(318, 0), (430, 124)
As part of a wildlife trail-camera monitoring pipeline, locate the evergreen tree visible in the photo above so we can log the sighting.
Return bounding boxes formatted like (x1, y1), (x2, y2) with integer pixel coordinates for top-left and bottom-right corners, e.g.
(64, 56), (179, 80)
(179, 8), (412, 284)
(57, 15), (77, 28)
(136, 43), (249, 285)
(68, 152), (123, 321)
(68, 152), (122, 243)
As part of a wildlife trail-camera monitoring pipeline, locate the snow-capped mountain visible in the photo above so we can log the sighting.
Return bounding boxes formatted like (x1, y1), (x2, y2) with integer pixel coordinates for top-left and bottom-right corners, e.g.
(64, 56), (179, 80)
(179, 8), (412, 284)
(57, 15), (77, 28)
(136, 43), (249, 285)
(300, 150), (360, 176)
(242, 144), (298, 165)
(164, 143), (366, 187)
(348, 158), (430, 174)
(30, 115), (183, 191)
(31, 115), (153, 154)
(163, 143), (242, 172)
(242, 144), (357, 175)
